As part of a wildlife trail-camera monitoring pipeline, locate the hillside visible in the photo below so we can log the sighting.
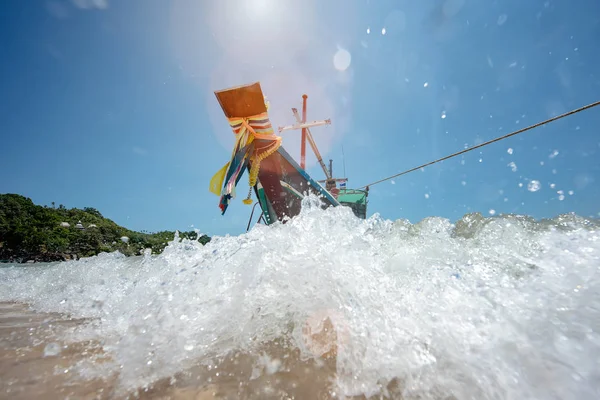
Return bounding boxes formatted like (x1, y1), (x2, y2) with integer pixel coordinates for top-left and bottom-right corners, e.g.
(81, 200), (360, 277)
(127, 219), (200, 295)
(0, 194), (210, 263)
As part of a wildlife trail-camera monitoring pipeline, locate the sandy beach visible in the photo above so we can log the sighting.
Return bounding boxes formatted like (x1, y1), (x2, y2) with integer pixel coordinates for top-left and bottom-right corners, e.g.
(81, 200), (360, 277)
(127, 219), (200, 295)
(0, 301), (388, 400)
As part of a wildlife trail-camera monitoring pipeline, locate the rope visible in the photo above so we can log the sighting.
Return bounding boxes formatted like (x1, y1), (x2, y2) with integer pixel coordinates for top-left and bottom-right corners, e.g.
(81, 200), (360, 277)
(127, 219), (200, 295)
(246, 201), (262, 231)
(357, 100), (600, 190)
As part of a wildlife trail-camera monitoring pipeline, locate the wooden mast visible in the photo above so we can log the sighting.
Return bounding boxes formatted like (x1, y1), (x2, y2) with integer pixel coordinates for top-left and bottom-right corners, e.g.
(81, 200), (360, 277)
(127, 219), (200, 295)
(301, 94), (308, 169)
(277, 95), (331, 178)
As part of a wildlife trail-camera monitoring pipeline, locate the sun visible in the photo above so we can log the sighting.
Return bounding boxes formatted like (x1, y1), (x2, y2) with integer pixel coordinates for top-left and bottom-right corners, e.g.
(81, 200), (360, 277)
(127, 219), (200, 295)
(243, 0), (276, 19)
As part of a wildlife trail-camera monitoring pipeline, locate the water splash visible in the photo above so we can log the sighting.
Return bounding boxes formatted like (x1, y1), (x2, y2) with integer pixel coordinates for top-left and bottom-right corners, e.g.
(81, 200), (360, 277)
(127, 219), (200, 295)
(528, 180), (541, 192)
(1, 204), (599, 399)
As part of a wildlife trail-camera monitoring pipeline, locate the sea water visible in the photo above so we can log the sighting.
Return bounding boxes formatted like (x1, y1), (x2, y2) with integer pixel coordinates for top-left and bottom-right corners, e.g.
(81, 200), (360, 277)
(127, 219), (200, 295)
(1, 197), (599, 399)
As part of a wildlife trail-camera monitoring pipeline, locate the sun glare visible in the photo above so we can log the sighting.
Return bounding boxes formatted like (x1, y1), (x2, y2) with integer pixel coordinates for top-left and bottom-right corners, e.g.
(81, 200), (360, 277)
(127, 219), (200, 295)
(245, 0), (273, 18)
(170, 0), (352, 160)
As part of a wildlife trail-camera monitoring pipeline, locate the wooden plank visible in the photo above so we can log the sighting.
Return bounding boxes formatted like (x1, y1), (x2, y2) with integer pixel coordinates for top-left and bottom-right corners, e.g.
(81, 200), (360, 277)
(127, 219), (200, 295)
(214, 82), (268, 118)
(278, 119), (331, 133)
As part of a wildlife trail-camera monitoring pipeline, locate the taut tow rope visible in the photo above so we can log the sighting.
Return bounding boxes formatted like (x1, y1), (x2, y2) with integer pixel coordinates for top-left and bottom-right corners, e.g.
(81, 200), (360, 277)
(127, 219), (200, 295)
(357, 100), (600, 190)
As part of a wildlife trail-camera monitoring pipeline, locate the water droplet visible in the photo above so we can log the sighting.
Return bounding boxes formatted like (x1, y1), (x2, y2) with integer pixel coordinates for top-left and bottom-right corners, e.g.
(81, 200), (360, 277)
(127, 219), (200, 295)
(461, 181), (466, 186)
(507, 148), (513, 154)
(366, 27), (370, 34)
(441, 111), (447, 119)
(568, 190), (574, 195)
(507, 162), (517, 172)
(391, 180), (395, 185)
(44, 342), (61, 357)
(424, 193), (430, 199)
(549, 150), (559, 158)
(550, 183), (556, 189)
(518, 183), (523, 188)
(381, 27), (386, 35)
(497, 14), (508, 26)
(527, 180), (541, 192)
(423, 82), (429, 88)
(489, 209), (496, 215)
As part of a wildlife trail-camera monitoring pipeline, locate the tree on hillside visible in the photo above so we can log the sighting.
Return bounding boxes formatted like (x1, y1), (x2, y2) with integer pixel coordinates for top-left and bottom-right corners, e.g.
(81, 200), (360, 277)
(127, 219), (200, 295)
(0, 193), (211, 262)
(83, 207), (103, 218)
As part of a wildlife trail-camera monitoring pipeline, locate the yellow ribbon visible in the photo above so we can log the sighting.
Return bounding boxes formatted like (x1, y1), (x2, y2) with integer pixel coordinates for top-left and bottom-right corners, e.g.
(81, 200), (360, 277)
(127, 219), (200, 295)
(211, 98), (281, 205)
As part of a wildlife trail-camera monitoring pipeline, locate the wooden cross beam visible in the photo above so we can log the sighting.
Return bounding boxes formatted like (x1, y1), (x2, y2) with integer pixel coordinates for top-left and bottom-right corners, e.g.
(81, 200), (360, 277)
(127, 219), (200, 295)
(291, 109), (331, 179)
(277, 119), (331, 133)
(276, 94), (332, 171)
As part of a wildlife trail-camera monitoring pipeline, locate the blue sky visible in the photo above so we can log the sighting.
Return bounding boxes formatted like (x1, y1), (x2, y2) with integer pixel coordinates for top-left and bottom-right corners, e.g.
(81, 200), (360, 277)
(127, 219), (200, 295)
(1, 0), (599, 236)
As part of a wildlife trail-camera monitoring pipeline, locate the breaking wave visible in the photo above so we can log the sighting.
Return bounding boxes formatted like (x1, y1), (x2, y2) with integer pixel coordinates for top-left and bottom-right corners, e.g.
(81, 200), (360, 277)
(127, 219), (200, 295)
(1, 199), (599, 399)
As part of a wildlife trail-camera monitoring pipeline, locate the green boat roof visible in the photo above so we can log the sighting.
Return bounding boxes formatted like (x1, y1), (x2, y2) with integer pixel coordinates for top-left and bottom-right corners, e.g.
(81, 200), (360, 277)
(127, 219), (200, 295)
(337, 189), (368, 205)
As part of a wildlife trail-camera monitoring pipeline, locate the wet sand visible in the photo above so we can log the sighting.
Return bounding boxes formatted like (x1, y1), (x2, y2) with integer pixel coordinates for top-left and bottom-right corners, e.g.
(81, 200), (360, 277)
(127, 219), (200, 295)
(0, 302), (401, 399)
(0, 301), (108, 399)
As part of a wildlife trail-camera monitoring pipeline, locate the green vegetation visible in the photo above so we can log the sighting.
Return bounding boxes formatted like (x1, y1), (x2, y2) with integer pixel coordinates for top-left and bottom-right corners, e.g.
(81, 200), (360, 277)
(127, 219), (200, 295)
(0, 194), (210, 263)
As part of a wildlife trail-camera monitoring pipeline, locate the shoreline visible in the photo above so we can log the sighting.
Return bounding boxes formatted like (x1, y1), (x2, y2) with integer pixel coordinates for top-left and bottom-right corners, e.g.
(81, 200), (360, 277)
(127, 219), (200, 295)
(0, 301), (383, 400)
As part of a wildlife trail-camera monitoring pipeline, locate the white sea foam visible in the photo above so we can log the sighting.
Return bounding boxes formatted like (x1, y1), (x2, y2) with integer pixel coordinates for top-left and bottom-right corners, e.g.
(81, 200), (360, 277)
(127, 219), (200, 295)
(1, 199), (599, 399)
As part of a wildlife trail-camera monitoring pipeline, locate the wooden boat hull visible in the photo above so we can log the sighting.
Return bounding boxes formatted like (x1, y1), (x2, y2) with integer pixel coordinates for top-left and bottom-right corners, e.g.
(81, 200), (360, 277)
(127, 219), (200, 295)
(251, 142), (339, 224)
(212, 81), (365, 227)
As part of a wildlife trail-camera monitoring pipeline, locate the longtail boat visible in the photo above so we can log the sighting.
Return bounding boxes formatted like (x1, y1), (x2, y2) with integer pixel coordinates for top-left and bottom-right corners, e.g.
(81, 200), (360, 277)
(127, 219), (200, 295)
(209, 82), (369, 229)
